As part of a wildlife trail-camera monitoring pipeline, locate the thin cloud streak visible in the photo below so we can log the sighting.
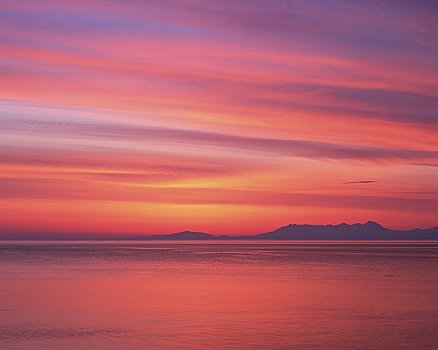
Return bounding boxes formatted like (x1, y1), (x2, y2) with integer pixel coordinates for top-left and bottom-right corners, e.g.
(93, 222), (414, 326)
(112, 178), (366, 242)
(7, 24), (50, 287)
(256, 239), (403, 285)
(1, 116), (437, 162)
(344, 181), (380, 184)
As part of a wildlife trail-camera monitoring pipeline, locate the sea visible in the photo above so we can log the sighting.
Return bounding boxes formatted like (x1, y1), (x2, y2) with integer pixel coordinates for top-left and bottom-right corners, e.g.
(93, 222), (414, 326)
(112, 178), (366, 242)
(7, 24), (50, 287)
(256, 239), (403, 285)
(1, 240), (437, 350)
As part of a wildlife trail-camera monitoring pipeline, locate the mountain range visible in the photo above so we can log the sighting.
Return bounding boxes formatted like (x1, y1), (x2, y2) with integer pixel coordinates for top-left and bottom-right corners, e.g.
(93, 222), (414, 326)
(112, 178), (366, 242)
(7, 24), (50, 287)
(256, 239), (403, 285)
(144, 221), (438, 240)
(2, 221), (438, 240)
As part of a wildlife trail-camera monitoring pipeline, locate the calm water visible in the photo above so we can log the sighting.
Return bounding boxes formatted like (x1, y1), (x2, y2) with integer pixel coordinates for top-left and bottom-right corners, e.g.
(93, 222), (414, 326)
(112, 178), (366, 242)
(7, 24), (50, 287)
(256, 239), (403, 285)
(0, 241), (437, 350)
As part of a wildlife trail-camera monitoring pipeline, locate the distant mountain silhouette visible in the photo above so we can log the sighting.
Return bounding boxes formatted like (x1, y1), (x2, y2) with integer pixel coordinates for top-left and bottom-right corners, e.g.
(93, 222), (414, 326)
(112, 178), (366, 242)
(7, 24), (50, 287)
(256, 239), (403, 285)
(143, 222), (438, 240)
(146, 231), (217, 240)
(251, 221), (438, 240)
(2, 222), (438, 240)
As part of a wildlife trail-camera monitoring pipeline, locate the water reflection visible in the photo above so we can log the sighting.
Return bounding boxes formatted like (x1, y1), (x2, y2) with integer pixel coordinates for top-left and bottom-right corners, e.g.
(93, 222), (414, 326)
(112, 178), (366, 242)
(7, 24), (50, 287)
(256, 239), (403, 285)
(1, 241), (437, 349)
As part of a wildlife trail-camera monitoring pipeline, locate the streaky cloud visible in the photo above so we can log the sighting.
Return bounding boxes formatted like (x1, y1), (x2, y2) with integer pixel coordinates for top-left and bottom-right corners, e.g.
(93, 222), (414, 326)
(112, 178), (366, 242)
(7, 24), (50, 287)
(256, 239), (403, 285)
(1, 115), (437, 162)
(344, 180), (379, 184)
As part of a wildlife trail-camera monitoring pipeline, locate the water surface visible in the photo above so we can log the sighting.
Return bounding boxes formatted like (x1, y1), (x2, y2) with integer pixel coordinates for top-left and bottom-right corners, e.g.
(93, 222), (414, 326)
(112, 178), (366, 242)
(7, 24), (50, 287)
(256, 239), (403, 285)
(1, 241), (437, 349)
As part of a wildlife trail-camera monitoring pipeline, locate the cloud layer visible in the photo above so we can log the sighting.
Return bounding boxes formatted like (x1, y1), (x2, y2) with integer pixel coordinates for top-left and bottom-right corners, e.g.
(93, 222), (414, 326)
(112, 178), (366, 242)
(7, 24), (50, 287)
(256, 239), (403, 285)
(0, 0), (437, 234)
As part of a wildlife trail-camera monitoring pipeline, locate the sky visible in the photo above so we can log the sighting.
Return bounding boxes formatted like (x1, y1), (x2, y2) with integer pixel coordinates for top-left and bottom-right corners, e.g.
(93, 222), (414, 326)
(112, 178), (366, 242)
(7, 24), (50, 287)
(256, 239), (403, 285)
(0, 0), (437, 237)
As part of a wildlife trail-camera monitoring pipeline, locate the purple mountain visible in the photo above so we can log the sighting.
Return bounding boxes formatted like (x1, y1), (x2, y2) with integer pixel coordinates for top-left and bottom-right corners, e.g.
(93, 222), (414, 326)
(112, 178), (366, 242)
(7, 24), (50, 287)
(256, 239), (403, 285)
(143, 222), (438, 240)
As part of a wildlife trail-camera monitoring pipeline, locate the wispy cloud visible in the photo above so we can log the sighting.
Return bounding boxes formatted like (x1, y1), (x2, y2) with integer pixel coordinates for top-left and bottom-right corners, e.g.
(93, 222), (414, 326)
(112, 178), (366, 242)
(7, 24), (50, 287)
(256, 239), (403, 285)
(1, 115), (437, 162)
(344, 180), (380, 184)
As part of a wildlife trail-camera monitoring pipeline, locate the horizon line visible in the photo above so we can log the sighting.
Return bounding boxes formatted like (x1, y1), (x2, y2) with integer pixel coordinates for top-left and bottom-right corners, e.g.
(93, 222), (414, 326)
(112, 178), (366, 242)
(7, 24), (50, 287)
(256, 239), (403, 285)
(1, 221), (438, 240)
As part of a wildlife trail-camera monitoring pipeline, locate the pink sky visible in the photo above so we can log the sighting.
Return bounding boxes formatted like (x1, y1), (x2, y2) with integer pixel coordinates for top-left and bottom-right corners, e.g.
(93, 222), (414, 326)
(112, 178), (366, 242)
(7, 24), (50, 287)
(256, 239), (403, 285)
(0, 0), (437, 236)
